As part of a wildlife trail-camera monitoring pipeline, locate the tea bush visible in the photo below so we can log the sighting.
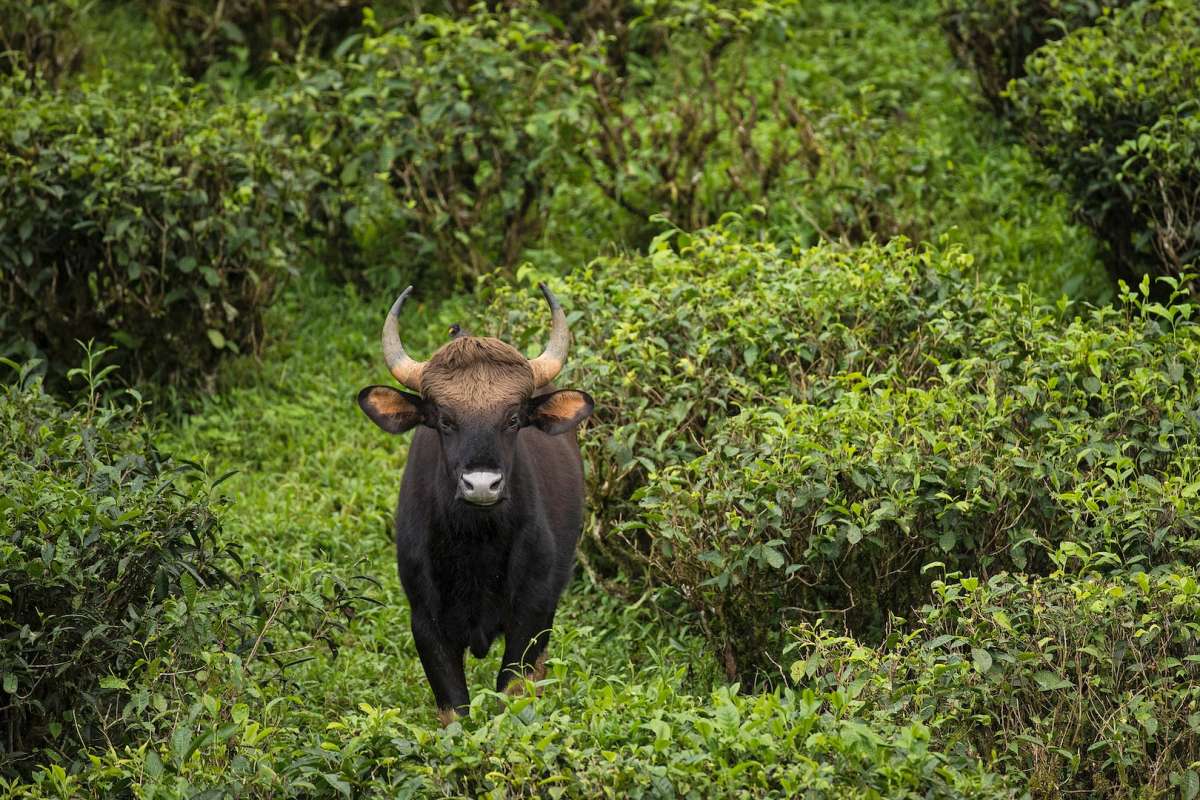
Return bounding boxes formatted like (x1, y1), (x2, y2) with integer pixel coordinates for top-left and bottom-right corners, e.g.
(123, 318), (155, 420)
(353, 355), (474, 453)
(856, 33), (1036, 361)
(491, 227), (1200, 674)
(0, 0), (89, 84)
(0, 353), (376, 776)
(0, 75), (315, 389)
(789, 567), (1200, 797)
(578, 1), (974, 250)
(938, 0), (1133, 113)
(1010, 0), (1200, 295)
(0, 360), (237, 768)
(270, 6), (590, 290)
(491, 228), (1093, 551)
(276, 0), (1012, 289)
(567, 0), (1099, 291)
(144, 0), (367, 78)
(4, 606), (1018, 798)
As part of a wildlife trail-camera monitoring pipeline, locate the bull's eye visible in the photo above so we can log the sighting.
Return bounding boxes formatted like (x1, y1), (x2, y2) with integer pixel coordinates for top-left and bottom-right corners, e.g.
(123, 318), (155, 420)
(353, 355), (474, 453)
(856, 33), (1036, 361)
(439, 417), (457, 433)
(506, 413), (520, 431)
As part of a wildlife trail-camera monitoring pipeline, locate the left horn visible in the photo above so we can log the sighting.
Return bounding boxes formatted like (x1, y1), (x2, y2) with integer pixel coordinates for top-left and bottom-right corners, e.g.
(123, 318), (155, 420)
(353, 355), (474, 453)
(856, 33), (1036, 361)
(528, 282), (570, 388)
(381, 286), (427, 392)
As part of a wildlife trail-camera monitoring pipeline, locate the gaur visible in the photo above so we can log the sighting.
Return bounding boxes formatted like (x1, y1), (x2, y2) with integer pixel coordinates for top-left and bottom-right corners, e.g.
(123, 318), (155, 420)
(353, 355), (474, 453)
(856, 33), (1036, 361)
(357, 284), (594, 725)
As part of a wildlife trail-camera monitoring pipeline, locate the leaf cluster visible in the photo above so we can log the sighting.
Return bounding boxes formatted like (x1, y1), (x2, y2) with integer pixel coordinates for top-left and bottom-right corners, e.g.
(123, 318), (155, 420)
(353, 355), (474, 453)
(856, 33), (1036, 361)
(938, 0), (1133, 113)
(1009, 0), (1200, 295)
(0, 74), (318, 390)
(490, 225), (1200, 678)
(788, 567), (1200, 797)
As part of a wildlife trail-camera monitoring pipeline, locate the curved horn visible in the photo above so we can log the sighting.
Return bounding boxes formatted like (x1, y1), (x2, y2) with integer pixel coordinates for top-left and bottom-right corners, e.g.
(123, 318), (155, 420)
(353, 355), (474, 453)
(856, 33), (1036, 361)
(381, 286), (426, 392)
(528, 282), (570, 388)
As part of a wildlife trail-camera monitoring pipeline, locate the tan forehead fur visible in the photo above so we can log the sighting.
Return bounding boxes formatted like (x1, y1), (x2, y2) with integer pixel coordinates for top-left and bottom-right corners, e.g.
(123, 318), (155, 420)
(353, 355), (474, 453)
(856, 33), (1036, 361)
(421, 336), (534, 411)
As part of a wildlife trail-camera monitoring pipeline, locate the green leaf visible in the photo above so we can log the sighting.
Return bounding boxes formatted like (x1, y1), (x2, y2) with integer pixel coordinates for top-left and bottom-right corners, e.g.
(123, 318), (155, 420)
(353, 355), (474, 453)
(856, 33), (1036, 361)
(207, 329), (227, 349)
(971, 648), (993, 675)
(1033, 671), (1072, 691)
(99, 676), (129, 690)
(1180, 769), (1199, 800)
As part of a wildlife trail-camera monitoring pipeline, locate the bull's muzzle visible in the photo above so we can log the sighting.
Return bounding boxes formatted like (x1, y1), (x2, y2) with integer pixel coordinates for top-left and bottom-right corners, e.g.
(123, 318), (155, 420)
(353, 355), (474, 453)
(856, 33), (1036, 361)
(459, 471), (505, 506)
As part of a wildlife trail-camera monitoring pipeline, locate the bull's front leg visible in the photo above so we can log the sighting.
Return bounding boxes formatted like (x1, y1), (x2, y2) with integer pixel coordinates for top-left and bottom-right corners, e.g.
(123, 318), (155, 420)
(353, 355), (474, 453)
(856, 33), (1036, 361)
(410, 611), (469, 725)
(496, 601), (555, 696)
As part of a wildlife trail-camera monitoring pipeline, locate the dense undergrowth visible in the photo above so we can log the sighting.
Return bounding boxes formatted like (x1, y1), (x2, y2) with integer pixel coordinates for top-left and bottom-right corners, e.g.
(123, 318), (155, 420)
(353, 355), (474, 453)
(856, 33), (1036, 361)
(492, 227), (1200, 678)
(2, 0), (1198, 797)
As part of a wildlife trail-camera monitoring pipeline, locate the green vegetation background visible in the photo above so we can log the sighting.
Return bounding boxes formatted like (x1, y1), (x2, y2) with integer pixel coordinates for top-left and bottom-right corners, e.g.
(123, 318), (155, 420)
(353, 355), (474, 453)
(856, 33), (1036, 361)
(2, 0), (1198, 797)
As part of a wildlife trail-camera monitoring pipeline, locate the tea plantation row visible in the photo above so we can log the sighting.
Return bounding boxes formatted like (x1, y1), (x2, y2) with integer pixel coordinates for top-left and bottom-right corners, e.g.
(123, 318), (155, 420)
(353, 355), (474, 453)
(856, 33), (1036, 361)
(2, 0), (1117, 389)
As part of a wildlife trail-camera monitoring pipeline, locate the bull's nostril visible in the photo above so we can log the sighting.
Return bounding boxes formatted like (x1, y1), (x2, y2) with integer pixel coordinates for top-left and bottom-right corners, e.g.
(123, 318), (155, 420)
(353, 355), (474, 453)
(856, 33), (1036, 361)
(489, 476), (503, 491)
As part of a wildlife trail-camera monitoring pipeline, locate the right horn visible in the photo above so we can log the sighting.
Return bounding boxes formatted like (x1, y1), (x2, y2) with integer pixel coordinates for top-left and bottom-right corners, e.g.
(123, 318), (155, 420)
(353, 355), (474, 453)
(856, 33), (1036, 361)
(528, 282), (570, 388)
(381, 286), (427, 392)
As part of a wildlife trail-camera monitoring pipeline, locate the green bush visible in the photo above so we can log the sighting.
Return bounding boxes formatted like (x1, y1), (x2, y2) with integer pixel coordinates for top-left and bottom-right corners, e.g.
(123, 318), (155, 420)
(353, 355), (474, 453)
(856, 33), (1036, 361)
(0, 75), (315, 389)
(0, 359), (237, 768)
(0, 353), (375, 776)
(578, 2), (966, 249)
(0, 0), (89, 84)
(938, 0), (1133, 113)
(4, 626), (1018, 798)
(1010, 0), (1200, 296)
(276, 0), (974, 288)
(789, 567), (1200, 797)
(490, 227), (1200, 675)
(144, 0), (366, 78)
(270, 6), (589, 290)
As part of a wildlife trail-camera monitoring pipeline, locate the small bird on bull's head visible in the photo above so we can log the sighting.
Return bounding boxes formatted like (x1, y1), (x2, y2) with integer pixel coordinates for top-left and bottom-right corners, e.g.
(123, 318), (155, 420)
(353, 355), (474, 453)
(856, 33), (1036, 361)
(357, 283), (594, 726)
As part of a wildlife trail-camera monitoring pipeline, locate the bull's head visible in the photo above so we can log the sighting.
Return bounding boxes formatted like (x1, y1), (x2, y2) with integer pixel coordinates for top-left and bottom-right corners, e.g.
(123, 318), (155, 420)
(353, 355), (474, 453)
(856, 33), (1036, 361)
(358, 284), (594, 507)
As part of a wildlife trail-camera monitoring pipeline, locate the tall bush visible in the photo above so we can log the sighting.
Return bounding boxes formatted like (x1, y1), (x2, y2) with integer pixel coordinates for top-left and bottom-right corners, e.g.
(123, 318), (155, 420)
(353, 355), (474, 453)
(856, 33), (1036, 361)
(1010, 0), (1200, 295)
(0, 75), (315, 389)
(938, 0), (1133, 113)
(144, 0), (366, 78)
(578, 1), (959, 248)
(489, 227), (1200, 676)
(270, 6), (590, 290)
(0, 0), (90, 84)
(790, 567), (1200, 796)
(0, 360), (237, 767)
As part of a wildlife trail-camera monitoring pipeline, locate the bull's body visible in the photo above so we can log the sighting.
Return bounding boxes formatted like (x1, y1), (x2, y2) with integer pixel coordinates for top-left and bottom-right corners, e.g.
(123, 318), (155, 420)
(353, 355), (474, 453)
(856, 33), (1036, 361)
(358, 284), (593, 723)
(395, 399), (584, 712)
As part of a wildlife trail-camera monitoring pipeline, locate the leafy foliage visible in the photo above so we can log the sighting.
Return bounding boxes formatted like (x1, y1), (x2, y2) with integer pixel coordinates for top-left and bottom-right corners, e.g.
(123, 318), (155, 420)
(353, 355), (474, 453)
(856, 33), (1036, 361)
(3, 0), (1191, 796)
(144, 0), (367, 78)
(789, 566), (1200, 796)
(0, 351), (378, 777)
(1010, 0), (1200, 295)
(2, 582), (1018, 799)
(492, 227), (1200, 675)
(938, 0), (1133, 113)
(269, 6), (590, 290)
(0, 358), (235, 767)
(0, 0), (90, 84)
(0, 74), (315, 389)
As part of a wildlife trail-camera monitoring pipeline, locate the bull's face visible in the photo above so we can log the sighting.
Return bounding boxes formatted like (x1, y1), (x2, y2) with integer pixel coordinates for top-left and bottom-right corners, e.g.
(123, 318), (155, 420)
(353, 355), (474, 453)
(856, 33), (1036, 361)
(358, 284), (593, 508)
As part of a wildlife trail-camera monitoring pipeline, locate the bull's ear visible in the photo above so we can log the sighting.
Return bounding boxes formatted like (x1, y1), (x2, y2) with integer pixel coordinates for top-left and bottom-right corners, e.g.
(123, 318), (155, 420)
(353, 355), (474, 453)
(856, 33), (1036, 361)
(358, 386), (425, 434)
(528, 390), (594, 435)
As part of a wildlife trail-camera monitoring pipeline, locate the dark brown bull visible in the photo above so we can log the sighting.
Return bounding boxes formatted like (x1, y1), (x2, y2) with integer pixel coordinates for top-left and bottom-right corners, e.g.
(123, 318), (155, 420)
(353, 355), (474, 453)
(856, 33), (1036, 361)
(357, 284), (593, 724)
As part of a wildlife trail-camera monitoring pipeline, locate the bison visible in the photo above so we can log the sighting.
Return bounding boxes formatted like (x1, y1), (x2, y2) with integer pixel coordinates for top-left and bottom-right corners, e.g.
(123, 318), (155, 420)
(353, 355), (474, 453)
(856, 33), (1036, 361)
(357, 284), (594, 725)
